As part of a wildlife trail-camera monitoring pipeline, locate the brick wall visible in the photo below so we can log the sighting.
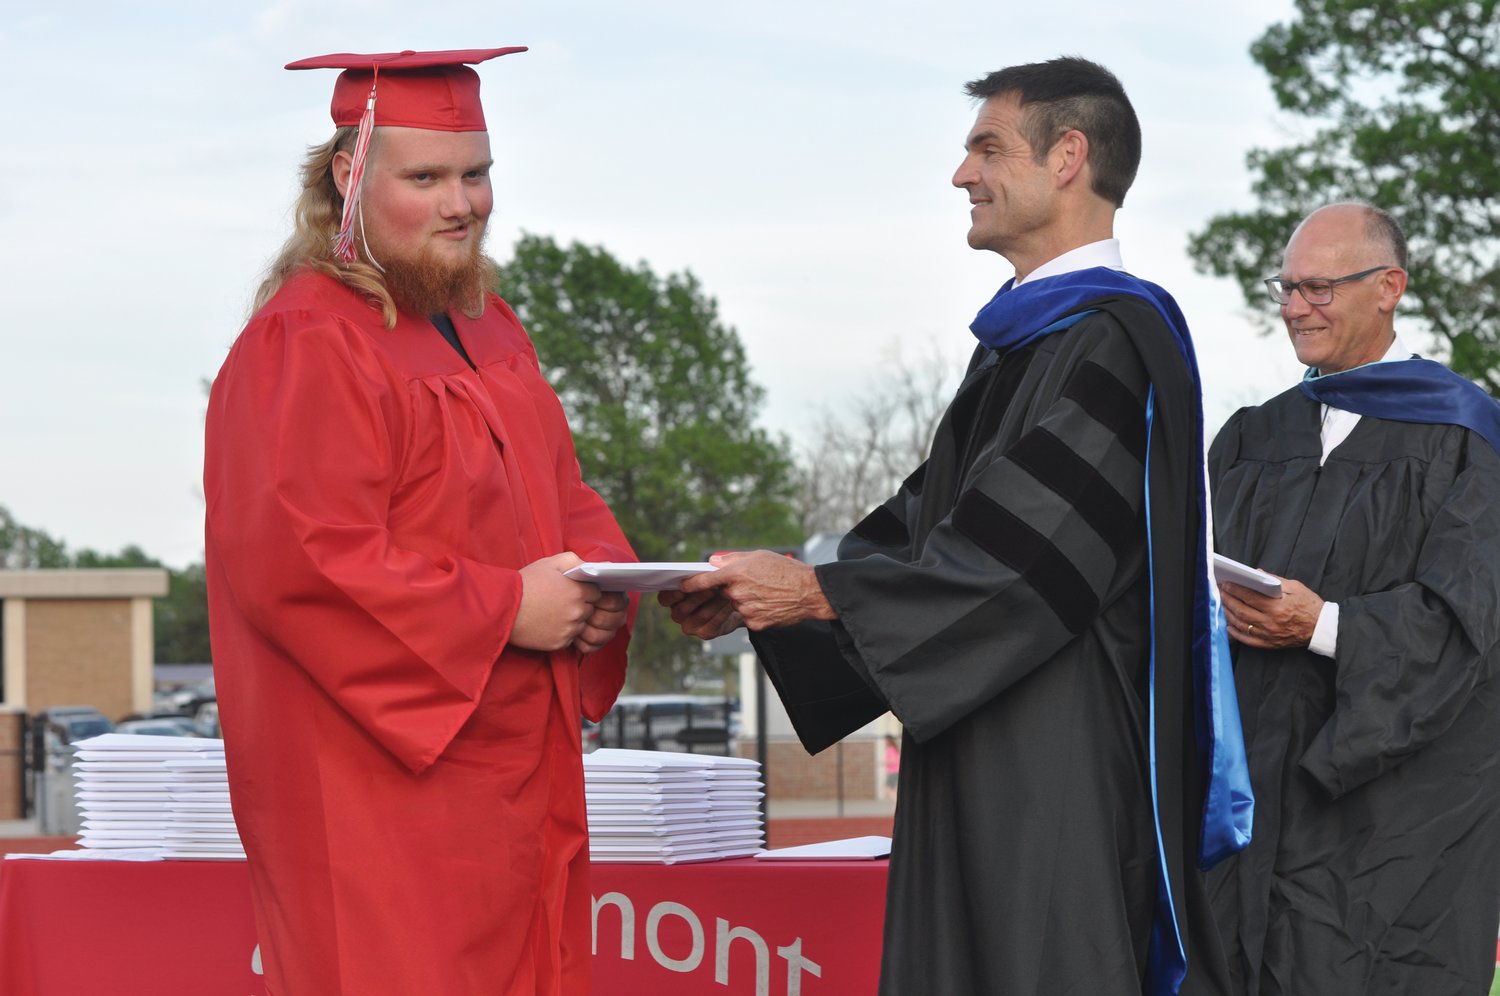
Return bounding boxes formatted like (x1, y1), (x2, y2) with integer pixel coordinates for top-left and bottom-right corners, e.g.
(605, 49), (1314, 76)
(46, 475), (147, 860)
(0, 710), (23, 820)
(26, 600), (136, 719)
(740, 737), (880, 800)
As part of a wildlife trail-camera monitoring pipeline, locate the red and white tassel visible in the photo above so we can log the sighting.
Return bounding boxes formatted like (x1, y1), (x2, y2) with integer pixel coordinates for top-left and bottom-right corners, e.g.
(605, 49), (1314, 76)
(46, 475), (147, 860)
(333, 73), (378, 264)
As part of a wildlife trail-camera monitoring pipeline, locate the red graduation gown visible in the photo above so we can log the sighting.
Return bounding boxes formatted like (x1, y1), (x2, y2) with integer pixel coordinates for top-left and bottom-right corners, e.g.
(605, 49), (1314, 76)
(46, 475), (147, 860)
(204, 271), (634, 995)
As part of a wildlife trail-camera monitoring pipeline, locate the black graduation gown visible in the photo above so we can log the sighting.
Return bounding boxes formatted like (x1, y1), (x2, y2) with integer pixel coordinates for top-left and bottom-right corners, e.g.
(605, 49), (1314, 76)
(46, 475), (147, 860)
(752, 300), (1231, 996)
(1207, 386), (1500, 996)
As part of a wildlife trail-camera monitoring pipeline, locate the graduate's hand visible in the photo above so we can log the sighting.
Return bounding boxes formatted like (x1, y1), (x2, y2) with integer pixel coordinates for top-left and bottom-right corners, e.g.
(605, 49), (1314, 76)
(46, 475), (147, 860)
(1221, 576), (1323, 650)
(658, 587), (744, 641)
(511, 553), (602, 652)
(574, 591), (630, 655)
(677, 551), (837, 631)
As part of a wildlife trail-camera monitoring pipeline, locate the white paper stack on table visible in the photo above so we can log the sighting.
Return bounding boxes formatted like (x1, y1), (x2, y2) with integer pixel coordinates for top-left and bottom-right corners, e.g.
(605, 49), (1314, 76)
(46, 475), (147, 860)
(71, 733), (243, 860)
(584, 748), (764, 863)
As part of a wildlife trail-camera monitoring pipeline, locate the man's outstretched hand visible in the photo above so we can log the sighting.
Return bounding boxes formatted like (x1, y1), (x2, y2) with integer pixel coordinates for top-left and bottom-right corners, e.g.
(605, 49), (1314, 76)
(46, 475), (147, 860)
(659, 586), (744, 640)
(660, 550), (837, 634)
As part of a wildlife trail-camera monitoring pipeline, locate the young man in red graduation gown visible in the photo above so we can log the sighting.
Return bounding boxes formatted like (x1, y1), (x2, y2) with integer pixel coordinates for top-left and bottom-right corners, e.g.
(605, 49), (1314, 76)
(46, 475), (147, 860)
(203, 48), (636, 995)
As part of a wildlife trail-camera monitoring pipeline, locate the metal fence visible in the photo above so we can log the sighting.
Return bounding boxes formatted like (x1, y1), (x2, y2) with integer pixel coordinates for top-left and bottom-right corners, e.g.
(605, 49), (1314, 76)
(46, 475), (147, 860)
(593, 697), (737, 754)
(25, 717), (81, 835)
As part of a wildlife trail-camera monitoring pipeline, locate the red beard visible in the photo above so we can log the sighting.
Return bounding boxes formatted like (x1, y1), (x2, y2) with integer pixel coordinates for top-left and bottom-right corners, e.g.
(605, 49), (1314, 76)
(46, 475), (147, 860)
(371, 221), (492, 317)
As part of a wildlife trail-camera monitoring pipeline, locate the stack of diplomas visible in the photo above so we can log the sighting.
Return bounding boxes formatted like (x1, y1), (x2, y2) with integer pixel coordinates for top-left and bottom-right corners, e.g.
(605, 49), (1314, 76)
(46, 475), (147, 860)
(70, 734), (243, 859)
(161, 750), (244, 860)
(584, 748), (765, 863)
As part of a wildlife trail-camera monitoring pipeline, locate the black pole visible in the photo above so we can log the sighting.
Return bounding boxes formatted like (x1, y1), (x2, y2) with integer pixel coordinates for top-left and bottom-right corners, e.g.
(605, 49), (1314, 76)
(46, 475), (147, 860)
(29, 715), (46, 825)
(21, 713), (36, 818)
(756, 658), (768, 831)
(836, 742), (845, 818)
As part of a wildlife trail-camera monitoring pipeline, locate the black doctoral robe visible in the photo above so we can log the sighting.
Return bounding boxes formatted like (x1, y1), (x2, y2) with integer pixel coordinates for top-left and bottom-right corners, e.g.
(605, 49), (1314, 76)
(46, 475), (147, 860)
(751, 298), (1231, 996)
(1207, 385), (1500, 996)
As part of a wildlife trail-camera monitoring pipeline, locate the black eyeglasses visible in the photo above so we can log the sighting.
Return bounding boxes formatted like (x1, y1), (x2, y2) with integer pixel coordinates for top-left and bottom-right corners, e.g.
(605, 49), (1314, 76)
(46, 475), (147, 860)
(1264, 265), (1393, 306)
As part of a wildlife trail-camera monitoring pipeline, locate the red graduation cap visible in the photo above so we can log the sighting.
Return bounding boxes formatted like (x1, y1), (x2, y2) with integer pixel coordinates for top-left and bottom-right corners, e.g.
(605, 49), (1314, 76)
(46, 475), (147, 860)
(286, 47), (527, 131)
(286, 47), (527, 261)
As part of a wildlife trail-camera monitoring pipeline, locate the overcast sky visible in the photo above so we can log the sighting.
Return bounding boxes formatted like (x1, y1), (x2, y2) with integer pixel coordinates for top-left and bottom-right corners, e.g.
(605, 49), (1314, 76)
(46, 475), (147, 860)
(0, 1), (1311, 569)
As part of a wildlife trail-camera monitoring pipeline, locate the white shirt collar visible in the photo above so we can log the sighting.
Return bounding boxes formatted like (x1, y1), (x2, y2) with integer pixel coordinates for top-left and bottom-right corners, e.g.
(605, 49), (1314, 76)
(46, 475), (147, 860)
(1315, 333), (1415, 377)
(1383, 333), (1414, 362)
(1015, 239), (1124, 286)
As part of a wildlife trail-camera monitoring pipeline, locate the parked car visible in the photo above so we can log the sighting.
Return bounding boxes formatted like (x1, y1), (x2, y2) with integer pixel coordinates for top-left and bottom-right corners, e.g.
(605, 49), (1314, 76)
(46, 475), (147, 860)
(596, 695), (735, 753)
(192, 701), (221, 738)
(121, 710), (197, 724)
(35, 706), (115, 744)
(162, 678), (216, 716)
(114, 717), (200, 737)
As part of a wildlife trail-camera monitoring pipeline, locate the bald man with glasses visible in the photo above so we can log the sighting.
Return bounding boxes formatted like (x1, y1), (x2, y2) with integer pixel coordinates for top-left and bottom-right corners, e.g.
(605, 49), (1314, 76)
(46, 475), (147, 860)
(1205, 202), (1500, 995)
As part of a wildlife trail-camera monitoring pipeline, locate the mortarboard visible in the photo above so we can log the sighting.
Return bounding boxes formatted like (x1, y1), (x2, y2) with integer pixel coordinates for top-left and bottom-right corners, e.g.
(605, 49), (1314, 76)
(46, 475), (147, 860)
(286, 47), (527, 262)
(287, 48), (527, 131)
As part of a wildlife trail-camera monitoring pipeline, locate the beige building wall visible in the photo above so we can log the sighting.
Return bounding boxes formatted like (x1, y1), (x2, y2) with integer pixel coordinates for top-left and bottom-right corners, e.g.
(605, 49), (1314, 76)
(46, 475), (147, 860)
(26, 600), (137, 717)
(0, 570), (168, 718)
(0, 709), (25, 820)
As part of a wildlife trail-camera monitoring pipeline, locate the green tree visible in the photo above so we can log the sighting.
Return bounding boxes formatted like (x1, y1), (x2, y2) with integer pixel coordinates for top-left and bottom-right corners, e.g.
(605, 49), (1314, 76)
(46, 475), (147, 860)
(0, 505), (70, 568)
(72, 544), (159, 569)
(496, 234), (801, 690)
(1188, 0), (1500, 396)
(153, 562), (212, 664)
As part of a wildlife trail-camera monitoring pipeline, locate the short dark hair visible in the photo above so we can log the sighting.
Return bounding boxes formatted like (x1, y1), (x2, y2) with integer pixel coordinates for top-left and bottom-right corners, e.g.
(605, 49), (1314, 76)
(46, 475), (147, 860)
(964, 56), (1141, 207)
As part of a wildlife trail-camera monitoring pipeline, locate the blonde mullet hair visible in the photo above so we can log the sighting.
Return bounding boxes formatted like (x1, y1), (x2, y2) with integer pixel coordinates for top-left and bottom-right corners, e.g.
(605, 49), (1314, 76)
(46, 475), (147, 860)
(252, 127), (400, 329)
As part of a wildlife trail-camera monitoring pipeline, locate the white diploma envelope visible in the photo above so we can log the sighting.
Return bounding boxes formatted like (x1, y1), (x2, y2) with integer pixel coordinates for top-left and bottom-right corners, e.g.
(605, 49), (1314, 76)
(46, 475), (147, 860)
(1212, 553), (1284, 598)
(755, 836), (892, 860)
(563, 562), (717, 592)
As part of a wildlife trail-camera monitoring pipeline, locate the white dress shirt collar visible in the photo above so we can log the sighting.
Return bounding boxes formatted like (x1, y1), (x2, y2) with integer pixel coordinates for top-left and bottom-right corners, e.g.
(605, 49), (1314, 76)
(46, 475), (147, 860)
(1015, 239), (1125, 286)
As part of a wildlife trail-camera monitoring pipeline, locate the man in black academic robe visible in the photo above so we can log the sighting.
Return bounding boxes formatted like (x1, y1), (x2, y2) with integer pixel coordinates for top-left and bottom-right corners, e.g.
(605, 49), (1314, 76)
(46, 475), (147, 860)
(664, 57), (1251, 996)
(1208, 202), (1500, 995)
